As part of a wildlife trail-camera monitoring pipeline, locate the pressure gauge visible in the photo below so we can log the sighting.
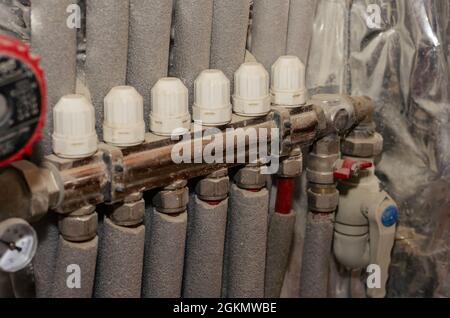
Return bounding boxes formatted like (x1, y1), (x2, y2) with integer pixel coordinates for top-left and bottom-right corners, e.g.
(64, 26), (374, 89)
(0, 218), (38, 273)
(0, 33), (46, 167)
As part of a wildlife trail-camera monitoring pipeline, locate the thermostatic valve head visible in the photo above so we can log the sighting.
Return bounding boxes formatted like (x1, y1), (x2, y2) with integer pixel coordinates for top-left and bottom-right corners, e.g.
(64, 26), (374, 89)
(52, 94), (98, 159)
(271, 56), (307, 107)
(150, 77), (191, 136)
(0, 34), (46, 167)
(233, 62), (271, 117)
(103, 86), (145, 147)
(193, 69), (232, 126)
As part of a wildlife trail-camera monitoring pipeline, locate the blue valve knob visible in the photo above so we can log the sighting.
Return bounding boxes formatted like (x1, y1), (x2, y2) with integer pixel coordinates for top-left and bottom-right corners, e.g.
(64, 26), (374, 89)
(381, 205), (398, 227)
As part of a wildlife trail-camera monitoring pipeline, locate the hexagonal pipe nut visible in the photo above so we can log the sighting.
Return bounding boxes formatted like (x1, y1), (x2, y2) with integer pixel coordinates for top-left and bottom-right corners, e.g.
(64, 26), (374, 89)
(279, 156), (303, 177)
(152, 187), (189, 214)
(58, 212), (98, 242)
(307, 188), (339, 213)
(234, 166), (266, 190)
(110, 199), (145, 227)
(342, 133), (383, 158)
(196, 176), (229, 201)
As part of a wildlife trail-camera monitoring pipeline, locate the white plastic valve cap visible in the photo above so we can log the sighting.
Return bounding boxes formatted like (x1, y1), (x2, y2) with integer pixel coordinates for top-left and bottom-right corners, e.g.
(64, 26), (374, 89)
(233, 62), (271, 117)
(271, 55), (307, 107)
(103, 86), (145, 146)
(52, 94), (98, 159)
(193, 69), (232, 126)
(150, 78), (191, 136)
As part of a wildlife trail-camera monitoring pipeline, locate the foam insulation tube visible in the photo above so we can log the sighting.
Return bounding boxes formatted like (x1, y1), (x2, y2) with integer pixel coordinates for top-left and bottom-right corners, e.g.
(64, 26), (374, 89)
(171, 0), (214, 107)
(223, 184), (268, 298)
(265, 177), (296, 298)
(94, 218), (145, 298)
(299, 213), (334, 298)
(30, 0), (77, 155)
(250, 0), (290, 71)
(32, 215), (60, 298)
(183, 196), (228, 298)
(142, 209), (187, 298)
(286, 0), (317, 63)
(85, 0), (129, 138)
(51, 236), (98, 298)
(127, 0), (173, 121)
(210, 0), (251, 89)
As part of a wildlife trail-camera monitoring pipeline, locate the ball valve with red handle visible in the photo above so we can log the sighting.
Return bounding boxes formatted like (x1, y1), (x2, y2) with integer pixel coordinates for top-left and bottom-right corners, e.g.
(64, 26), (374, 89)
(0, 34), (46, 167)
(333, 122), (397, 298)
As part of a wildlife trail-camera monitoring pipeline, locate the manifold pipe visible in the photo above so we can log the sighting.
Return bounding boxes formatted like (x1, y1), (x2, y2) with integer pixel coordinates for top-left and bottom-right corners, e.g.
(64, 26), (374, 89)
(85, 0), (129, 138)
(250, 0), (290, 71)
(299, 135), (340, 298)
(286, 0), (317, 64)
(142, 181), (188, 298)
(183, 169), (229, 298)
(222, 165), (269, 298)
(51, 205), (99, 298)
(94, 193), (145, 298)
(1, 97), (375, 220)
(127, 0), (173, 121)
(30, 0), (77, 155)
(170, 0), (214, 108)
(210, 0), (251, 90)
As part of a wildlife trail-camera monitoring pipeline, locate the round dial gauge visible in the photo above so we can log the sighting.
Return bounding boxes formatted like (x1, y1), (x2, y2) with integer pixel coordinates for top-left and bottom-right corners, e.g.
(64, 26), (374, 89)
(0, 218), (38, 273)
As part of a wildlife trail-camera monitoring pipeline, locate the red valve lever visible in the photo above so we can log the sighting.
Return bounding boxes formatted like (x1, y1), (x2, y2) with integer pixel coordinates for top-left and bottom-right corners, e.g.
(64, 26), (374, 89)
(333, 159), (373, 180)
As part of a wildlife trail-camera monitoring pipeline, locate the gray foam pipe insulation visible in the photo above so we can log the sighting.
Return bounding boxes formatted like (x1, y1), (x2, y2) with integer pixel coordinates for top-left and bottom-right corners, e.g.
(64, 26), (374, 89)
(183, 195), (228, 298)
(94, 218), (145, 298)
(142, 208), (187, 298)
(127, 0), (173, 122)
(85, 0), (129, 138)
(222, 184), (269, 298)
(32, 215), (60, 298)
(250, 0), (290, 72)
(286, 0), (317, 64)
(51, 236), (98, 298)
(30, 0), (77, 155)
(170, 0), (214, 108)
(209, 0), (251, 89)
(299, 213), (334, 298)
(265, 211), (296, 298)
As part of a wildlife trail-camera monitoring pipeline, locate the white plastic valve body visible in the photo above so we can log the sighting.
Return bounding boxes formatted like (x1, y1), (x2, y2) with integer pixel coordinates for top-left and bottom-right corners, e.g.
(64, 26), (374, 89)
(52, 94), (98, 159)
(271, 55), (307, 107)
(150, 77), (191, 136)
(233, 62), (271, 117)
(103, 86), (145, 147)
(334, 157), (398, 298)
(193, 69), (232, 126)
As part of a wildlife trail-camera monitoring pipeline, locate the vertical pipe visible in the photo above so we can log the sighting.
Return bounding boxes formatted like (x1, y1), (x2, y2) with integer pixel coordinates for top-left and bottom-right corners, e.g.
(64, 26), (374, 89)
(51, 236), (98, 298)
(170, 0), (214, 108)
(223, 183), (269, 298)
(127, 0), (173, 122)
(94, 217), (145, 298)
(85, 0), (129, 138)
(265, 177), (296, 298)
(141, 209), (187, 298)
(300, 212), (334, 297)
(183, 190), (228, 297)
(0, 271), (13, 298)
(210, 0), (251, 90)
(32, 214), (60, 298)
(250, 0), (290, 71)
(30, 0), (77, 155)
(286, 0), (317, 64)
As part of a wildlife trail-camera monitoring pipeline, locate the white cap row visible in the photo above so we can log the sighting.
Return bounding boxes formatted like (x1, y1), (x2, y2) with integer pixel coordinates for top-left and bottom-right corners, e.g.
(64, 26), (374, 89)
(52, 56), (306, 159)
